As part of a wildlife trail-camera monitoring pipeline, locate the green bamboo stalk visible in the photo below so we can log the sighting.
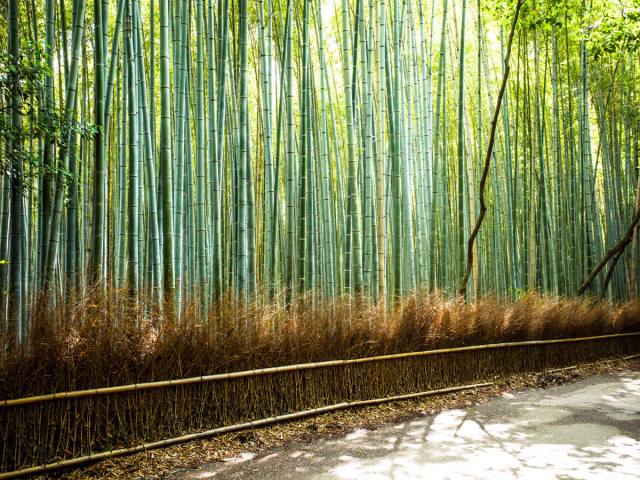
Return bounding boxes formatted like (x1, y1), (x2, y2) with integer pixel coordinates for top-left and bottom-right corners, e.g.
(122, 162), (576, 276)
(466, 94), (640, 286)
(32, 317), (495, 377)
(44, 0), (87, 289)
(125, 0), (140, 295)
(90, 0), (106, 285)
(342, 0), (363, 292)
(237, 0), (250, 297)
(7, 0), (25, 339)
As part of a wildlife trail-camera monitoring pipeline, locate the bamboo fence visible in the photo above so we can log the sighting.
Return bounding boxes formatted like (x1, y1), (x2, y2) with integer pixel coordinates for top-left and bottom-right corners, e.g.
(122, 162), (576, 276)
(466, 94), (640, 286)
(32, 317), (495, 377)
(1, 332), (639, 476)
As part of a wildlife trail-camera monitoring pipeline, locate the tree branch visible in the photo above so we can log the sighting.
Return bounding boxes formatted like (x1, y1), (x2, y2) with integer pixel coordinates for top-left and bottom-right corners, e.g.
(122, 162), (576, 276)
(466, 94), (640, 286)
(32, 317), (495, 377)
(577, 202), (640, 296)
(459, 0), (523, 299)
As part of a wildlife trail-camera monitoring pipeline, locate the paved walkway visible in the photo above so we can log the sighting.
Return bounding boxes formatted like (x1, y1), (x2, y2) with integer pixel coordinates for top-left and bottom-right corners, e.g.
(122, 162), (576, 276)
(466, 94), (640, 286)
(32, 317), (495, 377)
(173, 371), (640, 479)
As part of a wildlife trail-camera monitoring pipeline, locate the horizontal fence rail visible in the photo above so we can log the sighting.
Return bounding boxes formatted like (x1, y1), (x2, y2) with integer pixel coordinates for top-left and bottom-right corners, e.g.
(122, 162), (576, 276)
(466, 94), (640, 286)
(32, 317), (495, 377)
(2, 332), (639, 407)
(1, 332), (639, 477)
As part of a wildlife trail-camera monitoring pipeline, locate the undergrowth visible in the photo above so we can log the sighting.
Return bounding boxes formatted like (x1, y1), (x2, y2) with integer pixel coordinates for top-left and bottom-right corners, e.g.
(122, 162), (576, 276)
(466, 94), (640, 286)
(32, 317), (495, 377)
(1, 291), (639, 399)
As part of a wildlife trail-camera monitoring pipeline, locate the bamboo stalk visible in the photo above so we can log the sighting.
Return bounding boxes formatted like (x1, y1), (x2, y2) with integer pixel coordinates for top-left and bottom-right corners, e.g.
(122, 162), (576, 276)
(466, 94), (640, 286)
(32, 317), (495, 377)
(5, 0), (640, 323)
(2, 332), (638, 408)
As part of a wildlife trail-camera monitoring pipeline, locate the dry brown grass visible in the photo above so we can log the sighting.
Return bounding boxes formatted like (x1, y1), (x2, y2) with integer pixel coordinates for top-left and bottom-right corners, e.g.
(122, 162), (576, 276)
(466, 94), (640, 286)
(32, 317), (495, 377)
(1, 291), (639, 473)
(2, 291), (639, 399)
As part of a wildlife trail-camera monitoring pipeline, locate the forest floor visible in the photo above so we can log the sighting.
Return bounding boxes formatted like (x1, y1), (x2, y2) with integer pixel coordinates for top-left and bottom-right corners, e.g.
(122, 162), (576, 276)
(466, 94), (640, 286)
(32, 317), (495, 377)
(51, 356), (640, 480)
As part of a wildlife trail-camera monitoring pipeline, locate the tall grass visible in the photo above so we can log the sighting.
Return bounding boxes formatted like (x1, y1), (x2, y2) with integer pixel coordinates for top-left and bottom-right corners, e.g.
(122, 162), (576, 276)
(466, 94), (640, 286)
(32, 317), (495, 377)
(2, 291), (639, 399)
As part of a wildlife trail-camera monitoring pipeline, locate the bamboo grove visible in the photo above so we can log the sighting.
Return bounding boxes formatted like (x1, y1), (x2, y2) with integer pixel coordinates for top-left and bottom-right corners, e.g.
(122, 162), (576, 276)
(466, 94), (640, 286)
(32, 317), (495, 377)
(1, 0), (639, 339)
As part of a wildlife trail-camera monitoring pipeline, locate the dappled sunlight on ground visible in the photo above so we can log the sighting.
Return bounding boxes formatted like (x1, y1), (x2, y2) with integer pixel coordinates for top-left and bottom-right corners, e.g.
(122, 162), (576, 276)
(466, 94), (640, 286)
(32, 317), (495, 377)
(322, 412), (639, 479)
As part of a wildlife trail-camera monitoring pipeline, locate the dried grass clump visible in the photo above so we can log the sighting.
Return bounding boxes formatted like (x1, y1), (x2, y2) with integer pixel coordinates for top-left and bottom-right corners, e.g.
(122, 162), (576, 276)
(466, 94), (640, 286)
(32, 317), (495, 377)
(1, 291), (638, 399)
